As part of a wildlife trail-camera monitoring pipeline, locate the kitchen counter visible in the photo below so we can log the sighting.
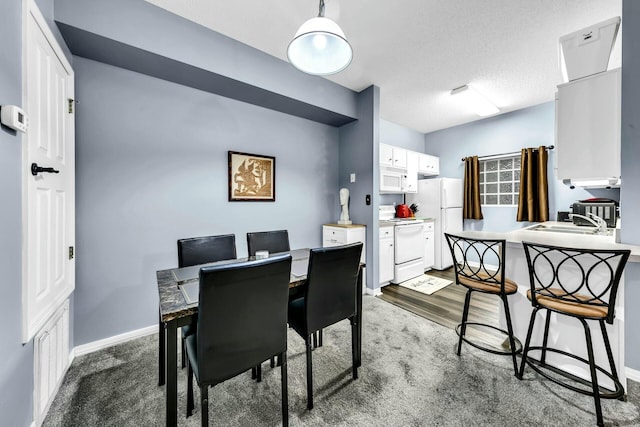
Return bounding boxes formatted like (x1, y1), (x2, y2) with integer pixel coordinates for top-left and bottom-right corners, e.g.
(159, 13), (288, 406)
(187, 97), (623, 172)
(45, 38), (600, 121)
(452, 221), (639, 390)
(456, 221), (640, 262)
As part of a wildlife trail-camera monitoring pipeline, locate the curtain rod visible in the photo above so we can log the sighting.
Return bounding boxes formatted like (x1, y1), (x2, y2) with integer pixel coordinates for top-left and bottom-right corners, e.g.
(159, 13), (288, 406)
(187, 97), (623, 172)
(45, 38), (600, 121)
(461, 145), (554, 162)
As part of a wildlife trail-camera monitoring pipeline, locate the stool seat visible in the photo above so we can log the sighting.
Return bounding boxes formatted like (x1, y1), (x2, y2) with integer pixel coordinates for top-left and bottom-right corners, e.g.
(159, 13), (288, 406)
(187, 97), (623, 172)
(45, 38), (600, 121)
(459, 274), (518, 295)
(526, 288), (607, 319)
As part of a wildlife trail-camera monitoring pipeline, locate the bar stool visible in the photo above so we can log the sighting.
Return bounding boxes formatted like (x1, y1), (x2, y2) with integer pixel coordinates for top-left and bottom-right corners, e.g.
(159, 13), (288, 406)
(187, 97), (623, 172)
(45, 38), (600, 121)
(444, 233), (522, 376)
(518, 241), (630, 427)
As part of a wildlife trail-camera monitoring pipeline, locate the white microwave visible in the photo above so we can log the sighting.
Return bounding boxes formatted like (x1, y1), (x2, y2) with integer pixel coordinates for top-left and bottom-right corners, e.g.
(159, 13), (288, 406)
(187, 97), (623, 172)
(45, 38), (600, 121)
(380, 168), (406, 193)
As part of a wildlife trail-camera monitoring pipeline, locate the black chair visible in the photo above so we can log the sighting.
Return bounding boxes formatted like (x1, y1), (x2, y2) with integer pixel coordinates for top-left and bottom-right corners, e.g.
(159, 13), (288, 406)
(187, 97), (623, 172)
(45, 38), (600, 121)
(178, 234), (237, 268)
(444, 233), (522, 376)
(177, 234), (237, 368)
(185, 254), (292, 427)
(247, 229), (308, 362)
(246, 229), (290, 256)
(518, 242), (630, 427)
(287, 242), (363, 410)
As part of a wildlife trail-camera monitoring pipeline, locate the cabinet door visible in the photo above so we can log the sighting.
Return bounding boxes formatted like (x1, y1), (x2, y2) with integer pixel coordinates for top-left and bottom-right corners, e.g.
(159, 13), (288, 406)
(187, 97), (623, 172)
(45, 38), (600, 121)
(404, 151), (418, 193)
(424, 232), (435, 270)
(418, 153), (440, 175)
(379, 237), (394, 284)
(556, 68), (621, 181)
(380, 144), (394, 167)
(392, 147), (407, 169)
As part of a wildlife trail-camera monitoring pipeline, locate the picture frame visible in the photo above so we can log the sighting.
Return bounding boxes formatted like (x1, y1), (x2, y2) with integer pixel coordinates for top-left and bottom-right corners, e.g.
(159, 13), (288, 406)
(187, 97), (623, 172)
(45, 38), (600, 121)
(228, 151), (276, 202)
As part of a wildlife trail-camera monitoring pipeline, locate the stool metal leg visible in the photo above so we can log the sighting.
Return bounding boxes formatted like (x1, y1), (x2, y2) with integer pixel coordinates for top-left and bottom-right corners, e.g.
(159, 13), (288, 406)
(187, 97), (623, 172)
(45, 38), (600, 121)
(599, 320), (620, 382)
(540, 310), (551, 365)
(457, 289), (472, 356)
(517, 307), (540, 380)
(581, 318), (604, 427)
(501, 294), (519, 376)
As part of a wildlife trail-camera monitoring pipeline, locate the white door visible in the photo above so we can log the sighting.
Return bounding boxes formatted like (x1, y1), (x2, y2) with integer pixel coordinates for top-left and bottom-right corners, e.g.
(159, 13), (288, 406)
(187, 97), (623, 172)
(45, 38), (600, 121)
(23, 0), (75, 343)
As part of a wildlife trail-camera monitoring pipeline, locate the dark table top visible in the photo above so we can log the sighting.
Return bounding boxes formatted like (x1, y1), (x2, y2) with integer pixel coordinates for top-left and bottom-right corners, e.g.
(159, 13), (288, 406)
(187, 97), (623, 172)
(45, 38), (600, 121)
(156, 248), (310, 323)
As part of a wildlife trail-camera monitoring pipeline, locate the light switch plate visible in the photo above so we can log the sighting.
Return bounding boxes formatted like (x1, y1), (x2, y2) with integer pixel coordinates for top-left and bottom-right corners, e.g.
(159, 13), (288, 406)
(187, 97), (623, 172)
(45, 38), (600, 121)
(350, 173), (356, 183)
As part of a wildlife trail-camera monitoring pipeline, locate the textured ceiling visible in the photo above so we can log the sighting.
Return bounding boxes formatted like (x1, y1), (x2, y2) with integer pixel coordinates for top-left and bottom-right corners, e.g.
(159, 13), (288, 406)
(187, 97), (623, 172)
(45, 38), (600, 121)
(144, 0), (622, 134)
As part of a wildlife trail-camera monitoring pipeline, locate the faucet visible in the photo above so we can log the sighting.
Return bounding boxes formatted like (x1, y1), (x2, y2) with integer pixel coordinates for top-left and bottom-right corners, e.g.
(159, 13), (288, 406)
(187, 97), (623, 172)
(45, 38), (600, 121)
(569, 213), (608, 235)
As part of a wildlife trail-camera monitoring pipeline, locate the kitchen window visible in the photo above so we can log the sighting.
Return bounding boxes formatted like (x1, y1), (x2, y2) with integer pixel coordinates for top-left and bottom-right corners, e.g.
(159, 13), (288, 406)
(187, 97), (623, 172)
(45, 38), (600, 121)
(480, 155), (520, 206)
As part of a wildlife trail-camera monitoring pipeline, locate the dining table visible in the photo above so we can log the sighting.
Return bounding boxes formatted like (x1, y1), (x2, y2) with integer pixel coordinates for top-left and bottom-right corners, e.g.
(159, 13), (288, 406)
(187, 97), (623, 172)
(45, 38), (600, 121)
(156, 248), (364, 426)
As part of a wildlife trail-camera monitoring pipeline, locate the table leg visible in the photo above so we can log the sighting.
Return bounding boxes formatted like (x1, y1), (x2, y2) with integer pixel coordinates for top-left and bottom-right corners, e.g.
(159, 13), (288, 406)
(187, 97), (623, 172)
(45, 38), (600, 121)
(356, 266), (363, 367)
(166, 319), (178, 426)
(158, 310), (165, 386)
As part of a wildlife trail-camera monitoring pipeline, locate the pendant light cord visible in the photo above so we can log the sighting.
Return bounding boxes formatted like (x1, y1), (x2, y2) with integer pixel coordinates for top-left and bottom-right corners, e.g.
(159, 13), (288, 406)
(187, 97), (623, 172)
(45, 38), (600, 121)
(318, 0), (325, 17)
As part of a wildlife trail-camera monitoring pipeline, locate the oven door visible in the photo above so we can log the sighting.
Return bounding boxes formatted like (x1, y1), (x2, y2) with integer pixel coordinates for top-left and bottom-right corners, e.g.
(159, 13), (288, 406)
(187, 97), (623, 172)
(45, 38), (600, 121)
(394, 223), (424, 264)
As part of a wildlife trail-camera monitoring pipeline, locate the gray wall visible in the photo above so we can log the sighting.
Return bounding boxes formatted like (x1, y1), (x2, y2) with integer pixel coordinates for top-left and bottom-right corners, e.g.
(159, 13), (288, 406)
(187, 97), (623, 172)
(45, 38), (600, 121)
(338, 86), (379, 291)
(621, 0), (640, 371)
(424, 102), (620, 232)
(74, 57), (342, 344)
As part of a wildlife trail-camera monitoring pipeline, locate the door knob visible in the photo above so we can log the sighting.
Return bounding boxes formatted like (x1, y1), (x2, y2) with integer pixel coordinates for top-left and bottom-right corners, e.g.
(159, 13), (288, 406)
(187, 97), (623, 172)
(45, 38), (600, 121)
(31, 163), (59, 176)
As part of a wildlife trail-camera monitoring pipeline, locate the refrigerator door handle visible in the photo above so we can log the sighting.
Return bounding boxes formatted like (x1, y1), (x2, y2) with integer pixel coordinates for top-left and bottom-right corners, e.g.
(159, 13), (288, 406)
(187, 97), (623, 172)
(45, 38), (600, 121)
(443, 187), (447, 208)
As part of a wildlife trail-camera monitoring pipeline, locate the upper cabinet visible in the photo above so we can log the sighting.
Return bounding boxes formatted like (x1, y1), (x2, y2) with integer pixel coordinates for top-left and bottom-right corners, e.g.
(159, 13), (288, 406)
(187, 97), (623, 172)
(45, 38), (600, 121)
(556, 68), (621, 184)
(418, 153), (440, 176)
(379, 143), (439, 194)
(403, 151), (419, 193)
(380, 143), (407, 170)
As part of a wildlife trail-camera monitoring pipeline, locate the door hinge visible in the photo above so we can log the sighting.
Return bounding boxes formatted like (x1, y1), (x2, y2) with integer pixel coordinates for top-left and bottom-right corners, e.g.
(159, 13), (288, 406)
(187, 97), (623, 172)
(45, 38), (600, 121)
(68, 99), (74, 114)
(68, 246), (74, 260)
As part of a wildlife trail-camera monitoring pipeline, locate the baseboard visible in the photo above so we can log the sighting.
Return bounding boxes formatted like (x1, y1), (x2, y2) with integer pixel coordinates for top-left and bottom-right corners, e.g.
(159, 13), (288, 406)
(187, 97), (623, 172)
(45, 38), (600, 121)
(626, 366), (640, 383)
(367, 286), (382, 296)
(74, 325), (156, 357)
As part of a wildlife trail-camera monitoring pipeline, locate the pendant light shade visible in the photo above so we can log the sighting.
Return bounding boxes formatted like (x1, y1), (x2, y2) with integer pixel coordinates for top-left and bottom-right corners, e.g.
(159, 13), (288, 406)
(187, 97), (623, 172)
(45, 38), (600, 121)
(287, 1), (352, 75)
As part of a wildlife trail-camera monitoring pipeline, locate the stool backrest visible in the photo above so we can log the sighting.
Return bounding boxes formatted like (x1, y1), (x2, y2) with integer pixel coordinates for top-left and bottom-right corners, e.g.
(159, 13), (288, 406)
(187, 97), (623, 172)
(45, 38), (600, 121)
(522, 241), (630, 324)
(445, 233), (508, 292)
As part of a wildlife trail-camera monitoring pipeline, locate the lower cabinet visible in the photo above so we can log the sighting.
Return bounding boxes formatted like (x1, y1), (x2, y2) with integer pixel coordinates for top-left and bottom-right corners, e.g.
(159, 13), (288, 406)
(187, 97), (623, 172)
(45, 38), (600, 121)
(323, 224), (367, 290)
(379, 225), (395, 285)
(423, 221), (435, 270)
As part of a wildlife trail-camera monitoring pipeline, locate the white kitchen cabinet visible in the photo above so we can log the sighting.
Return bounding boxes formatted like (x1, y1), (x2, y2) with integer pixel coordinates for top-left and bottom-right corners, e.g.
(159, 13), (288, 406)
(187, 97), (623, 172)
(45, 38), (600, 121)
(323, 224), (366, 262)
(379, 225), (395, 285)
(556, 68), (621, 182)
(380, 144), (407, 170)
(418, 153), (440, 176)
(323, 224), (367, 292)
(380, 143), (394, 167)
(403, 151), (419, 193)
(423, 221), (435, 271)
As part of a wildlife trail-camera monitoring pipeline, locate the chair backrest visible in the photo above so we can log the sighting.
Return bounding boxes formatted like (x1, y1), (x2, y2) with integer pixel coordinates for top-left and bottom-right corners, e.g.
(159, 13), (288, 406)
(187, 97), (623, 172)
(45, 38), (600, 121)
(444, 233), (508, 292)
(246, 230), (290, 256)
(522, 241), (630, 323)
(303, 242), (363, 333)
(177, 234), (237, 268)
(196, 254), (292, 385)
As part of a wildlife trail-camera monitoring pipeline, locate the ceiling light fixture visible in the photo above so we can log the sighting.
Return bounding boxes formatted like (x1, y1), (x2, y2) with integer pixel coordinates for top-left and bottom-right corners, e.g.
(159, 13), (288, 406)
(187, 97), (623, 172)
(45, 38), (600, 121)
(450, 85), (500, 117)
(287, 0), (353, 76)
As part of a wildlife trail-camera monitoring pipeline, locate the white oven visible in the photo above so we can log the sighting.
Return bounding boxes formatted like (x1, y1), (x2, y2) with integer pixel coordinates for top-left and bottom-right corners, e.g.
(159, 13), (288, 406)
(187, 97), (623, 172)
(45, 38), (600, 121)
(393, 221), (425, 283)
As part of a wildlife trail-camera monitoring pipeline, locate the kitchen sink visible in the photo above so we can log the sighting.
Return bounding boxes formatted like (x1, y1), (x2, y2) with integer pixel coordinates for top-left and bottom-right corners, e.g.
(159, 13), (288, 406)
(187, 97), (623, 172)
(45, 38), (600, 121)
(528, 224), (613, 236)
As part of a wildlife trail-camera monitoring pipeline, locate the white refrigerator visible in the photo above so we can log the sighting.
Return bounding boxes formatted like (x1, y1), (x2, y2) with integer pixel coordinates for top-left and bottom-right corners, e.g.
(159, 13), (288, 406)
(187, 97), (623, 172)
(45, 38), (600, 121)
(406, 178), (463, 270)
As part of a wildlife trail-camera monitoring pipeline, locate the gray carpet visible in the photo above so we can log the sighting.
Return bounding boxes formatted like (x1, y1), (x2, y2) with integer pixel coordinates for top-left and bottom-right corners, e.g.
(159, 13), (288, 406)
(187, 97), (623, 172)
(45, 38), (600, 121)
(43, 296), (640, 426)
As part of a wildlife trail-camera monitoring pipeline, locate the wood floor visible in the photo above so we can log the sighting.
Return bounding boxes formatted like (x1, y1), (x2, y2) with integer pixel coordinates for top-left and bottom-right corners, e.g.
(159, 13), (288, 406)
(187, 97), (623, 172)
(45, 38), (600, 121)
(379, 268), (500, 332)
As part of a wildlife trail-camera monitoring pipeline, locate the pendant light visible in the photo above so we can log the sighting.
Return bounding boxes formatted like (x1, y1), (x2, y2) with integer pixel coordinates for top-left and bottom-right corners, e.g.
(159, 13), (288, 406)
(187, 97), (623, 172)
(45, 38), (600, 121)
(287, 0), (353, 75)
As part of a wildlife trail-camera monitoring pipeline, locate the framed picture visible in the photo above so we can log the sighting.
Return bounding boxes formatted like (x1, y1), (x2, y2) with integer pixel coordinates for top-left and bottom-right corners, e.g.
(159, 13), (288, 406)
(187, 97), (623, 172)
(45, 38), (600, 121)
(228, 151), (276, 201)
